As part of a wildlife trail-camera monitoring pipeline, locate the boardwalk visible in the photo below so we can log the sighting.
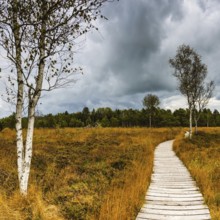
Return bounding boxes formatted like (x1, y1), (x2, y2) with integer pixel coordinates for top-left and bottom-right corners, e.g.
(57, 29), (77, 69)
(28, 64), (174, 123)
(136, 140), (211, 220)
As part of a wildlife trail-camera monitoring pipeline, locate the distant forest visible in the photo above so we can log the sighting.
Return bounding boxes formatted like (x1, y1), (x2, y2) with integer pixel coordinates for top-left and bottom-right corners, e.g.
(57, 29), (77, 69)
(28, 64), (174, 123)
(0, 107), (220, 130)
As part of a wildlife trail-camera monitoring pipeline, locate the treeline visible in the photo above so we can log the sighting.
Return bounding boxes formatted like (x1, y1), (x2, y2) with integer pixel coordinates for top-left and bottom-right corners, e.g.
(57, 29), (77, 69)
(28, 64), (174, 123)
(0, 107), (220, 130)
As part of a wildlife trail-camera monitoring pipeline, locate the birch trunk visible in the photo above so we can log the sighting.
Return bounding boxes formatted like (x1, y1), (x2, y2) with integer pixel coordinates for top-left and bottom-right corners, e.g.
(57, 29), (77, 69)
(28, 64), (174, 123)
(19, 45), (45, 195)
(195, 120), (198, 134)
(12, 0), (26, 194)
(19, 104), (35, 195)
(16, 88), (24, 190)
(206, 115), (209, 127)
(189, 107), (193, 139)
(194, 111), (198, 135)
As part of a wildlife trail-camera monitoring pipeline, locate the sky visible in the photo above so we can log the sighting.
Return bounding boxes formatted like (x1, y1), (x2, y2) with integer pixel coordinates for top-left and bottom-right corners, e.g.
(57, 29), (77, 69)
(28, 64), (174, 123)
(0, 0), (220, 117)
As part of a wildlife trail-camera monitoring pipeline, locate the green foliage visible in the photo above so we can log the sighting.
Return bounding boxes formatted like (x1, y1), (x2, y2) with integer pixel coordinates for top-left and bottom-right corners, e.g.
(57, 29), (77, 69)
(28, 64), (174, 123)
(0, 113), (16, 129)
(169, 44), (208, 99)
(143, 94), (160, 110)
(100, 116), (110, 127)
(69, 118), (84, 127)
(1, 107), (220, 130)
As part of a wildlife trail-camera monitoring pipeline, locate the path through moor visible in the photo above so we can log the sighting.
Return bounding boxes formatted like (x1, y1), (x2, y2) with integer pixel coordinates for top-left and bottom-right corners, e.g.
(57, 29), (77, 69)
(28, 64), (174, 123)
(136, 140), (211, 220)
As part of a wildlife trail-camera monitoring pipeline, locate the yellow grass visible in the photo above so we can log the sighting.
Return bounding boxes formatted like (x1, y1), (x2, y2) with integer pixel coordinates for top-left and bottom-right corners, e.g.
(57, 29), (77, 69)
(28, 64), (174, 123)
(98, 128), (177, 220)
(0, 127), (179, 219)
(173, 127), (220, 220)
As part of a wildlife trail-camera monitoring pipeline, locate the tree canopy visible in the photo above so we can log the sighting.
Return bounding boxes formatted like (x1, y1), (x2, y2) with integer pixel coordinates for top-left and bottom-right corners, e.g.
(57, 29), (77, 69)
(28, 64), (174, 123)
(169, 44), (214, 137)
(143, 94), (160, 127)
(1, 107), (219, 129)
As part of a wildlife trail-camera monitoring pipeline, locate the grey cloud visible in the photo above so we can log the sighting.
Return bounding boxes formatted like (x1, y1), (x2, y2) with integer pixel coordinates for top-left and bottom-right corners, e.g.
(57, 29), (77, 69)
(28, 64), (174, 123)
(89, 0), (184, 96)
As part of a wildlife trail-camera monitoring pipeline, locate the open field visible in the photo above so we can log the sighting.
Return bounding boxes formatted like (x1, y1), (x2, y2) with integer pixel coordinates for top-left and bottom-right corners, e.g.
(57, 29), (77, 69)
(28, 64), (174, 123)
(0, 127), (179, 220)
(174, 127), (220, 220)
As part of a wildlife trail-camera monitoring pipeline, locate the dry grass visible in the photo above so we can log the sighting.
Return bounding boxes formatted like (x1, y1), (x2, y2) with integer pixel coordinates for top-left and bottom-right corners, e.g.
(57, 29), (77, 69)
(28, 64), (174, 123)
(173, 127), (220, 220)
(0, 127), (179, 219)
(0, 186), (64, 220)
(98, 128), (178, 220)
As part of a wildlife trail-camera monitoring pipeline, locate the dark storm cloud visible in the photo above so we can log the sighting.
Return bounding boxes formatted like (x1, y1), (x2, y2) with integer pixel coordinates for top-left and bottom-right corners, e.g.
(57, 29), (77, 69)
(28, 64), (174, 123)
(97, 0), (184, 95)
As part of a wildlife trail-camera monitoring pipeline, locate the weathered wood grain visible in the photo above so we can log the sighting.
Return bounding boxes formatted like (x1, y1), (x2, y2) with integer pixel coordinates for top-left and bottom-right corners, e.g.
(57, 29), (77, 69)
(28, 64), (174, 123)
(136, 140), (211, 220)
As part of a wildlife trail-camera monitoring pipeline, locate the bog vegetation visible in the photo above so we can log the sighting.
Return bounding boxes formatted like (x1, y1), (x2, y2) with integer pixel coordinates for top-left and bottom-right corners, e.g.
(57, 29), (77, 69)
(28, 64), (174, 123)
(174, 128), (220, 220)
(0, 127), (179, 220)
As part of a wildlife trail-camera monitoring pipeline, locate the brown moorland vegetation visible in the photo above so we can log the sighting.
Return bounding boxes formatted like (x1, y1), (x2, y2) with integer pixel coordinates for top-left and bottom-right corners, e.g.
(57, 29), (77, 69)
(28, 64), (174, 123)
(0, 127), (179, 220)
(174, 127), (220, 220)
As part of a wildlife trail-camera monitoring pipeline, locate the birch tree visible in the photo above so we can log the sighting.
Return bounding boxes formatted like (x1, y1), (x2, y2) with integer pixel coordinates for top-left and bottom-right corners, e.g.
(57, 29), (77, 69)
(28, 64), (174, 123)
(193, 81), (214, 133)
(169, 44), (212, 138)
(0, 0), (114, 195)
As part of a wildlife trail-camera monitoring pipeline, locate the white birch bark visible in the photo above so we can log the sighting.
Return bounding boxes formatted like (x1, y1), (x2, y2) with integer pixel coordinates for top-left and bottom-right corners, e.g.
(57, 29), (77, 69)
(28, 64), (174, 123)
(195, 119), (198, 134)
(19, 105), (35, 195)
(16, 97), (24, 189)
(19, 19), (46, 194)
(12, 0), (26, 194)
(189, 107), (193, 139)
(194, 111), (198, 135)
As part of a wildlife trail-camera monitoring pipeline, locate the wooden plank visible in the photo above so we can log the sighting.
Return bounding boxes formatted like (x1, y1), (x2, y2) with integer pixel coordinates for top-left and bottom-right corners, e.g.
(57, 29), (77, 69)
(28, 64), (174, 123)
(151, 180), (194, 183)
(151, 179), (195, 183)
(147, 190), (200, 195)
(151, 182), (195, 185)
(140, 208), (210, 215)
(155, 163), (185, 166)
(153, 175), (193, 177)
(145, 200), (206, 206)
(151, 181), (195, 184)
(153, 171), (191, 174)
(153, 171), (189, 174)
(142, 204), (209, 210)
(152, 173), (192, 175)
(153, 166), (187, 168)
(151, 175), (192, 177)
(149, 184), (196, 188)
(151, 180), (194, 182)
(146, 196), (203, 202)
(147, 192), (203, 198)
(148, 186), (199, 191)
(136, 212), (211, 220)
(152, 173), (192, 176)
